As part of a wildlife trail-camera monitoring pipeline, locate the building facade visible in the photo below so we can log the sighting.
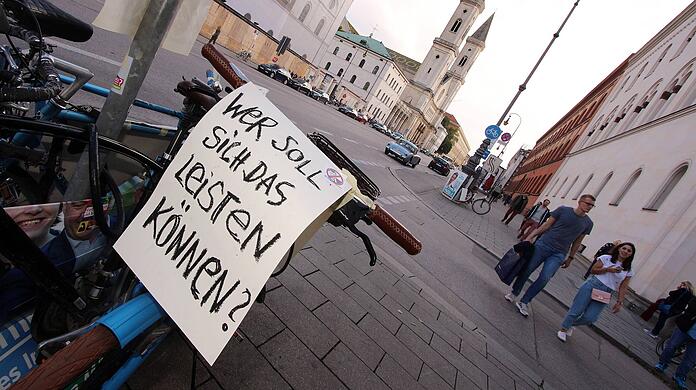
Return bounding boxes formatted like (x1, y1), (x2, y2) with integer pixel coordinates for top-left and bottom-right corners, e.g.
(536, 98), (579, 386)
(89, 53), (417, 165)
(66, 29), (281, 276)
(319, 32), (408, 120)
(384, 1), (492, 149)
(496, 147), (530, 190)
(226, 0), (353, 63)
(504, 61), (628, 206)
(539, 2), (696, 300)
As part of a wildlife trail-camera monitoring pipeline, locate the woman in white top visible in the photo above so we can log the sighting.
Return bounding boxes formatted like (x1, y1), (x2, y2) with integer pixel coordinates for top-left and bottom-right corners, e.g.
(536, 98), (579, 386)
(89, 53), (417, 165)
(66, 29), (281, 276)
(557, 242), (636, 342)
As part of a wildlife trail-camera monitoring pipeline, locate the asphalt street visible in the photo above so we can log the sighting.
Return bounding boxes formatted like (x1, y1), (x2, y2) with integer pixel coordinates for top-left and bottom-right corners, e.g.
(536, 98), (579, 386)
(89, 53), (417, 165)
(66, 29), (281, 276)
(36, 1), (666, 388)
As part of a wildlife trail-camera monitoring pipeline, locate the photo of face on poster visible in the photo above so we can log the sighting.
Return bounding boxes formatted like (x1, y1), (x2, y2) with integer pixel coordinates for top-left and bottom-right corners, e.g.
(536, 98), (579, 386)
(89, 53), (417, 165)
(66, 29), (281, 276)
(1, 199), (109, 323)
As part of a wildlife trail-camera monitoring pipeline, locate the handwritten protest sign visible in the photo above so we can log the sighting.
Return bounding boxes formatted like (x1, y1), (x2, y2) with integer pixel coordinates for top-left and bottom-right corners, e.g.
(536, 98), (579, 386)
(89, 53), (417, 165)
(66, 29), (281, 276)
(114, 83), (351, 364)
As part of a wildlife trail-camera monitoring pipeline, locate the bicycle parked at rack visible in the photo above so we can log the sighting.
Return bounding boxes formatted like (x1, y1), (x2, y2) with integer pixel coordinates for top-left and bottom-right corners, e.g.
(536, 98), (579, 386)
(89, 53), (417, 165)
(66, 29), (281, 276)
(0, 1), (422, 389)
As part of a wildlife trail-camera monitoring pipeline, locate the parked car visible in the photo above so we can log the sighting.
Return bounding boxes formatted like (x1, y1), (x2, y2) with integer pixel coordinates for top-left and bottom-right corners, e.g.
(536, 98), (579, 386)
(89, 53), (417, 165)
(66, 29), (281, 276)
(287, 78), (312, 95)
(390, 131), (405, 141)
(428, 156), (451, 176)
(385, 139), (421, 168)
(257, 63), (291, 83)
(338, 105), (358, 119)
(310, 89), (330, 104)
(356, 112), (369, 123)
(440, 155), (455, 168)
(371, 122), (389, 134)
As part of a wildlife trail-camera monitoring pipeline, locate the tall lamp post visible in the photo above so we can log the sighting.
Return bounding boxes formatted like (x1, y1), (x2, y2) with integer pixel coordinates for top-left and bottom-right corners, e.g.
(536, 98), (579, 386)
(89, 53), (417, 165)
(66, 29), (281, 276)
(462, 1), (580, 180)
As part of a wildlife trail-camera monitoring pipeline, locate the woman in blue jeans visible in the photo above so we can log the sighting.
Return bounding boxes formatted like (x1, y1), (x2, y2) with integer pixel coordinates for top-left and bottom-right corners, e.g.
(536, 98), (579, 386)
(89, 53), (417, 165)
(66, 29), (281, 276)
(557, 242), (635, 342)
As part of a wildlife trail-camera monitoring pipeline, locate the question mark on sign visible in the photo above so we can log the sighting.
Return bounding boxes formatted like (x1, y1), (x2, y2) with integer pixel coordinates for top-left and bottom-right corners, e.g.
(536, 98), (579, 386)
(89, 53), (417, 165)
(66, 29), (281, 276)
(226, 288), (252, 325)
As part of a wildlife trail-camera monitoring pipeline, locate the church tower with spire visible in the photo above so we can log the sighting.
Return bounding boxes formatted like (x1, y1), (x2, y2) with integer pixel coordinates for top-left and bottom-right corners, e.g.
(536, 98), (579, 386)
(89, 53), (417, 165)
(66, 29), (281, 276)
(411, 0), (484, 92)
(437, 13), (494, 109)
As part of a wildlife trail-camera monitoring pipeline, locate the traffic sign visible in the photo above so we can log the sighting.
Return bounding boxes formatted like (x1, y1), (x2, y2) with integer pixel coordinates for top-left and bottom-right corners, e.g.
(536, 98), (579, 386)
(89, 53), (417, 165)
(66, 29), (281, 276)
(500, 132), (512, 143)
(481, 150), (490, 159)
(272, 56), (278, 63)
(484, 125), (502, 140)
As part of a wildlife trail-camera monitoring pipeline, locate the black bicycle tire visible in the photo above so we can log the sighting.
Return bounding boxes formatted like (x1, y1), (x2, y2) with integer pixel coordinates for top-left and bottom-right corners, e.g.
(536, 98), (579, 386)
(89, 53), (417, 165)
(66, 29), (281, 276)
(464, 191), (475, 203)
(471, 198), (491, 215)
(655, 337), (686, 364)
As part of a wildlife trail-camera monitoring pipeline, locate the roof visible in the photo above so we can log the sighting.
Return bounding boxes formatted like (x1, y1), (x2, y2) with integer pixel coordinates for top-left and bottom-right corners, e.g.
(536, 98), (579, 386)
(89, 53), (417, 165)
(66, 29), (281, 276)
(386, 48), (420, 80)
(443, 112), (461, 128)
(336, 31), (391, 59)
(471, 13), (494, 42)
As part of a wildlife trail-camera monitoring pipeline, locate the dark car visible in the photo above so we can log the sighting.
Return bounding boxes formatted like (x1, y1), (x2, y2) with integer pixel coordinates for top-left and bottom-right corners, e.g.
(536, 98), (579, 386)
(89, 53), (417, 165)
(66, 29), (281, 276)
(338, 105), (358, 119)
(385, 139), (421, 168)
(287, 78), (312, 95)
(428, 156), (451, 176)
(310, 89), (329, 103)
(257, 63), (291, 83)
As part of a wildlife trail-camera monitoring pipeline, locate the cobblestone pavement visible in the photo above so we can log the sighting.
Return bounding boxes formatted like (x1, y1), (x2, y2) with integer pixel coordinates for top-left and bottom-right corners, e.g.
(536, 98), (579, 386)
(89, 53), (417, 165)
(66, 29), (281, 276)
(409, 181), (694, 388)
(130, 224), (546, 390)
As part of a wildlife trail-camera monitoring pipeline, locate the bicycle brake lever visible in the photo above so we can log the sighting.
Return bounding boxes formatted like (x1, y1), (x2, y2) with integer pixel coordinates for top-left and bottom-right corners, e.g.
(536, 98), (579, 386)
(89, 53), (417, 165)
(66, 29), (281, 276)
(346, 223), (378, 266)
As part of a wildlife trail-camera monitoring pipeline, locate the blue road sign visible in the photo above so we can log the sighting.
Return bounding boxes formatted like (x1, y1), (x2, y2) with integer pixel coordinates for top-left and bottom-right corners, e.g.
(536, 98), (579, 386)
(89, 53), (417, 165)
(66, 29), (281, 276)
(482, 150), (491, 159)
(484, 125), (502, 140)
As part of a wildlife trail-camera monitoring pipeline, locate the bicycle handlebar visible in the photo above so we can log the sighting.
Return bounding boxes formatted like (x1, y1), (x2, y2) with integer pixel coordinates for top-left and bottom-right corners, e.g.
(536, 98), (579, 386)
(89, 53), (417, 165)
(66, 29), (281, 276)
(201, 43), (247, 89)
(368, 204), (422, 255)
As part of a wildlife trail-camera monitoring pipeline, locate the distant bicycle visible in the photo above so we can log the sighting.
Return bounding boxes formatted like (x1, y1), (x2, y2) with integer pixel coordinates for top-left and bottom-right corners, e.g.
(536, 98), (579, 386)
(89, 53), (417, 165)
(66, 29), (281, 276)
(237, 50), (251, 61)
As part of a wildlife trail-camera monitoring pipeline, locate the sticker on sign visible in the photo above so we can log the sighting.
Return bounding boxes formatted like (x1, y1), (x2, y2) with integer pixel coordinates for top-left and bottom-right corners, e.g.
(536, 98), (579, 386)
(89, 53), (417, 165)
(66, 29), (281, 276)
(114, 83), (351, 364)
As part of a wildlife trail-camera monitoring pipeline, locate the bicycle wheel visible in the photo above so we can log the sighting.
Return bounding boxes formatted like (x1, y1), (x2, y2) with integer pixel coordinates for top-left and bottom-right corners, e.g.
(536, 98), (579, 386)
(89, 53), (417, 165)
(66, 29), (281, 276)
(463, 190), (475, 203)
(13, 326), (119, 390)
(471, 198), (491, 215)
(655, 337), (686, 364)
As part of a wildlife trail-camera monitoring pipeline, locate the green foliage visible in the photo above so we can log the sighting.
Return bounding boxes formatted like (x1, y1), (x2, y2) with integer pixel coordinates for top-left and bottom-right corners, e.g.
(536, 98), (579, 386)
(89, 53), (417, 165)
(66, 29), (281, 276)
(436, 116), (460, 154)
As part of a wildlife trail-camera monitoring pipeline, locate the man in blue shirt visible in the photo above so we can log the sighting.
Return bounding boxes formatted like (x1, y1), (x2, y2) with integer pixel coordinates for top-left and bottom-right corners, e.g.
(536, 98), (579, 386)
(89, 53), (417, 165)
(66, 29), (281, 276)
(505, 194), (595, 317)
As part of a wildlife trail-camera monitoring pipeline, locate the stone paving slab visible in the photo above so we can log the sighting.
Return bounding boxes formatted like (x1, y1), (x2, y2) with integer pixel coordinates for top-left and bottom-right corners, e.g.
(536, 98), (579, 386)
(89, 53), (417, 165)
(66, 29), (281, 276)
(414, 186), (695, 387)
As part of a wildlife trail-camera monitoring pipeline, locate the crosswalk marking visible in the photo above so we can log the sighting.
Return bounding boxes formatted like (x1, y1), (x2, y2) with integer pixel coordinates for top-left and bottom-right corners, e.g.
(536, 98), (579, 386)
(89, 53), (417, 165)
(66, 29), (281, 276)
(380, 198), (393, 205)
(377, 194), (417, 207)
(343, 138), (359, 144)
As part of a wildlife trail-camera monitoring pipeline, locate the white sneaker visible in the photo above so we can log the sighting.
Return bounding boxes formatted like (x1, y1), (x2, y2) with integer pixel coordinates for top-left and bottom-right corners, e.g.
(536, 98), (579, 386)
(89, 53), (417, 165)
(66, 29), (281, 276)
(643, 328), (658, 339)
(566, 327), (574, 337)
(504, 293), (516, 303)
(557, 330), (567, 342)
(515, 302), (529, 317)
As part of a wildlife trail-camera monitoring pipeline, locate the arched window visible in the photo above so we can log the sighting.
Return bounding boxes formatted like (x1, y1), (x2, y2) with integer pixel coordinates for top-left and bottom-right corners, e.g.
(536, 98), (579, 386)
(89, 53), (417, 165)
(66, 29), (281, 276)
(672, 26), (696, 60)
(644, 164), (689, 210)
(451, 18), (462, 33)
(363, 82), (370, 90)
(627, 62), (649, 90)
(359, 59), (365, 68)
(610, 169), (642, 206)
(458, 56), (468, 66)
(372, 66), (379, 74)
(573, 174), (593, 200)
(349, 75), (356, 83)
(333, 47), (339, 55)
(595, 172), (613, 198)
(646, 44), (672, 78)
(345, 53), (352, 61)
(299, 3), (311, 22)
(325, 62), (331, 70)
(562, 176), (579, 199)
(329, 0), (336, 9)
(554, 177), (568, 197)
(337, 68), (343, 76)
(314, 19), (325, 35)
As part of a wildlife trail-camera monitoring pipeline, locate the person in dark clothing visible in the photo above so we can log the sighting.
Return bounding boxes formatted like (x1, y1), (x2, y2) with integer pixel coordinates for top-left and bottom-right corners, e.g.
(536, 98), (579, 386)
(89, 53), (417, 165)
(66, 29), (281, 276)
(644, 281), (694, 338)
(502, 194), (528, 225)
(655, 295), (696, 389)
(518, 199), (551, 240)
(583, 240), (622, 280)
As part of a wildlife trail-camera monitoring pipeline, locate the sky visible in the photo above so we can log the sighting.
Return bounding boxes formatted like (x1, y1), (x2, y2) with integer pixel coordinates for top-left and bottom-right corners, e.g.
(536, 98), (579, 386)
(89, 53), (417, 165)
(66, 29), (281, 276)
(346, 0), (693, 166)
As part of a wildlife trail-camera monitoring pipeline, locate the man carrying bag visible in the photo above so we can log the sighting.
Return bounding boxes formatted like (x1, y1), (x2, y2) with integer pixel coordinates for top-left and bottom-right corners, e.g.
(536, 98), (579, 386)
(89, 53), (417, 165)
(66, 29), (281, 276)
(496, 241), (535, 285)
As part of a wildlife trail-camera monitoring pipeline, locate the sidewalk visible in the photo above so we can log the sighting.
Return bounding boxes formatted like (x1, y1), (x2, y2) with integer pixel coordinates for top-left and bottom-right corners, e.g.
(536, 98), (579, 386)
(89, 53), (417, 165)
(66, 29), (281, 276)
(414, 186), (694, 388)
(130, 223), (545, 390)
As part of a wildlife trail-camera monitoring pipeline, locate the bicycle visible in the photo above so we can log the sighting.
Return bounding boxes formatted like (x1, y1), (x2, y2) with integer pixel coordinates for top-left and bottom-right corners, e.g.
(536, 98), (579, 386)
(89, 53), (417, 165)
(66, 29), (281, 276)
(237, 50), (251, 62)
(1, 4), (422, 388)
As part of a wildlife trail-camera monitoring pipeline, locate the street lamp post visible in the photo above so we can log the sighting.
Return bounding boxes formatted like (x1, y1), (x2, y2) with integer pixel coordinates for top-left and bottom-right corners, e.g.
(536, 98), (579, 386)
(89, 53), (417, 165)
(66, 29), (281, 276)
(464, 1), (580, 178)
(496, 112), (522, 157)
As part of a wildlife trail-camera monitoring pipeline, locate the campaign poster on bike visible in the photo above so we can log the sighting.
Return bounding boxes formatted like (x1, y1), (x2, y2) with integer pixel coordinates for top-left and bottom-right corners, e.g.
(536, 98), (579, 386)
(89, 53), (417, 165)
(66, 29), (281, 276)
(114, 83), (352, 364)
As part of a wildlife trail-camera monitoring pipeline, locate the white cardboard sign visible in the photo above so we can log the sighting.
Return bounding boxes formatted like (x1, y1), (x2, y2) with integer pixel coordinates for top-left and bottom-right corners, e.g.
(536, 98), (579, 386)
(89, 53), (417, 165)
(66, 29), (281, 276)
(114, 83), (351, 364)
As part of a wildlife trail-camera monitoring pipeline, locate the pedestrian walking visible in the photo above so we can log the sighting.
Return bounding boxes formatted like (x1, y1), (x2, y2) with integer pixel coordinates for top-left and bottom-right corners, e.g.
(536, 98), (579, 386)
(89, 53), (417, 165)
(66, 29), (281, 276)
(505, 194), (595, 317)
(556, 242), (635, 342)
(582, 240), (622, 280)
(501, 194), (528, 225)
(655, 295), (696, 390)
(517, 199), (551, 240)
(644, 281), (694, 339)
(209, 26), (221, 44)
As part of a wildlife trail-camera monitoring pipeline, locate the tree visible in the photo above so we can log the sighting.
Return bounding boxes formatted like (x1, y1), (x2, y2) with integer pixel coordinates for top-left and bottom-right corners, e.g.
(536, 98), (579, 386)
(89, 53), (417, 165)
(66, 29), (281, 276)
(436, 116), (459, 154)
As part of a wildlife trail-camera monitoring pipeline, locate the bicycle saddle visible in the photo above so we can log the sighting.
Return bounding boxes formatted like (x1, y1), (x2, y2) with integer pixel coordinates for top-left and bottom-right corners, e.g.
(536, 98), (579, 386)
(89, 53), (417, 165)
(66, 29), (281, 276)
(175, 79), (218, 110)
(5, 0), (93, 42)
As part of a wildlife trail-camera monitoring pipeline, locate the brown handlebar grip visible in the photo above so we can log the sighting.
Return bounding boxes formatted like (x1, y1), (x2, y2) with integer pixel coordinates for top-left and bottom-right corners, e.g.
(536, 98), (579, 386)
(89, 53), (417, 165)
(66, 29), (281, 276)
(368, 204), (422, 255)
(201, 43), (247, 89)
(14, 326), (119, 390)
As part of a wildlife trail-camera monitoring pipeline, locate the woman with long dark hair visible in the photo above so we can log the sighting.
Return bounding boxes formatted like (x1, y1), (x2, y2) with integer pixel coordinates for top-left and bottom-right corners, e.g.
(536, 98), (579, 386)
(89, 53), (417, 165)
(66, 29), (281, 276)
(557, 242), (636, 342)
